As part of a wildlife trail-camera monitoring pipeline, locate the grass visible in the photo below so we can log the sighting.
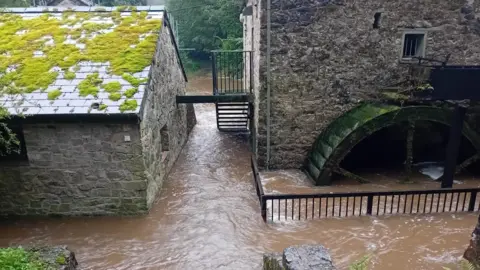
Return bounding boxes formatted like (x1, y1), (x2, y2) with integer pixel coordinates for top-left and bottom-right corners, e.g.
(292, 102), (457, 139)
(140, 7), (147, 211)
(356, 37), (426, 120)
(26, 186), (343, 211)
(0, 248), (46, 270)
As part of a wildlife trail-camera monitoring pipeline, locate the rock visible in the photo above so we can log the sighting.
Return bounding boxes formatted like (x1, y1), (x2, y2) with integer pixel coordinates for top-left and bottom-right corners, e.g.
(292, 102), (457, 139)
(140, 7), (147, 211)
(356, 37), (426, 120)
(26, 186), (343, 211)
(263, 245), (336, 270)
(464, 214), (480, 266)
(284, 245), (336, 270)
(27, 245), (78, 270)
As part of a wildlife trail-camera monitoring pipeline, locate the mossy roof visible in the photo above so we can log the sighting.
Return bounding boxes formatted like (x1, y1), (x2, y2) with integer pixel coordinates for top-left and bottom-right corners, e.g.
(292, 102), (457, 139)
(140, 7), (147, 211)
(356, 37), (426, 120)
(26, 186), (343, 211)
(0, 6), (166, 115)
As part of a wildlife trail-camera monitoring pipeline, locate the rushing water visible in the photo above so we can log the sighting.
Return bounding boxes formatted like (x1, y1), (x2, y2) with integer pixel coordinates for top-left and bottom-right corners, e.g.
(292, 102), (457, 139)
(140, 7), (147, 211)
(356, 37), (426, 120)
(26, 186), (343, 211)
(0, 74), (477, 269)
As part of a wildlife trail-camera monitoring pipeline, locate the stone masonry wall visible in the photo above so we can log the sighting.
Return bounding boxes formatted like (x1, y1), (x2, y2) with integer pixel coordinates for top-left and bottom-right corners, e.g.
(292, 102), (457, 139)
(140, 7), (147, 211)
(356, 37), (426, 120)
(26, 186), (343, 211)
(255, 0), (480, 168)
(0, 122), (148, 216)
(141, 20), (195, 207)
(0, 17), (195, 216)
(244, 0), (263, 156)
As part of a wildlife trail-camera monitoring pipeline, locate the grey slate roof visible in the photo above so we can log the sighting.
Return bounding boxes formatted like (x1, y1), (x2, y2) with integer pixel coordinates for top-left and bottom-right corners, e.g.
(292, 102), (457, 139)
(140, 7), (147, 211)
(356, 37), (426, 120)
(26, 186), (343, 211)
(0, 6), (166, 116)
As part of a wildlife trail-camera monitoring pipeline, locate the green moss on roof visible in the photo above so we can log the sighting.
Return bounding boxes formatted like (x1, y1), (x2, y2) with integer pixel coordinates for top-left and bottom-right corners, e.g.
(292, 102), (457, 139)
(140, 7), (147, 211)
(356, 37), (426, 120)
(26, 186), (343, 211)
(64, 71), (76, 80)
(47, 88), (62, 100)
(99, 104), (108, 111)
(0, 11), (161, 95)
(124, 88), (137, 98)
(109, 92), (121, 101)
(122, 73), (148, 87)
(119, 99), (138, 112)
(103, 81), (121, 93)
(79, 73), (102, 97)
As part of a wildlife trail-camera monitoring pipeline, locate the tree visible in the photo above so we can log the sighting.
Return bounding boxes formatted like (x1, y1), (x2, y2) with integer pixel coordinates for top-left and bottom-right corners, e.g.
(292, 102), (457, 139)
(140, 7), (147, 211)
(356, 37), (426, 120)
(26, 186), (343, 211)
(167, 0), (243, 52)
(0, 0), (29, 7)
(94, 0), (145, 5)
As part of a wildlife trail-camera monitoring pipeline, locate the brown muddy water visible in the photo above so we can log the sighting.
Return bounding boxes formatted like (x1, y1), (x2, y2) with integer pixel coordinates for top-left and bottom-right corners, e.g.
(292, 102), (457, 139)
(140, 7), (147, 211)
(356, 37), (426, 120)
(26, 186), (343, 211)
(0, 74), (477, 270)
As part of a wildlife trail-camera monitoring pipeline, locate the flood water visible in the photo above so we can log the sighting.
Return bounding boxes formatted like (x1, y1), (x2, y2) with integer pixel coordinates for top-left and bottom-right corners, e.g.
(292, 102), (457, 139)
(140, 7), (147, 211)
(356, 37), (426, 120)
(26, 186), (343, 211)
(0, 74), (477, 269)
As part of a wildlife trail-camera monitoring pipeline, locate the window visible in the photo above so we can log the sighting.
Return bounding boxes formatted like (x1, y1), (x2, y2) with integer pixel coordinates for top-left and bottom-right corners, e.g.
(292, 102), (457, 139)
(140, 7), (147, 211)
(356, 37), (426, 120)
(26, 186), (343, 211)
(0, 124), (28, 162)
(402, 32), (426, 60)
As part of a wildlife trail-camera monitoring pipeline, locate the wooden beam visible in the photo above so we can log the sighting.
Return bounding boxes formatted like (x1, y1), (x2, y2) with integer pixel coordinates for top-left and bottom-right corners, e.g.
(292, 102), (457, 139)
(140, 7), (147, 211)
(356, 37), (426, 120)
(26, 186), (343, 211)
(176, 94), (252, 104)
(442, 105), (467, 188)
(334, 167), (370, 184)
(404, 120), (415, 182)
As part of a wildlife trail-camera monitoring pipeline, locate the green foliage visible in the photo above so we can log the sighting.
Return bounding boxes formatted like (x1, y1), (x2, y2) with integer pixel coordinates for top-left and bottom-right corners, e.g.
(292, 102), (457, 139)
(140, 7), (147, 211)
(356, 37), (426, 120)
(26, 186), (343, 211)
(0, 0), (28, 7)
(349, 255), (371, 270)
(180, 51), (201, 74)
(96, 0), (146, 6)
(55, 255), (66, 265)
(119, 99), (138, 112)
(0, 248), (46, 270)
(167, 0), (243, 52)
(47, 89), (62, 100)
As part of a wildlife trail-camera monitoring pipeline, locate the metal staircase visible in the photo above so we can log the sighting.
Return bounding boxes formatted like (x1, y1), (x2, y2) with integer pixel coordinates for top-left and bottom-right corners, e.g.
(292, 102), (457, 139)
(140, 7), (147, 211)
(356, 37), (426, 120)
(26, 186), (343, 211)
(216, 102), (250, 132)
(212, 50), (253, 133)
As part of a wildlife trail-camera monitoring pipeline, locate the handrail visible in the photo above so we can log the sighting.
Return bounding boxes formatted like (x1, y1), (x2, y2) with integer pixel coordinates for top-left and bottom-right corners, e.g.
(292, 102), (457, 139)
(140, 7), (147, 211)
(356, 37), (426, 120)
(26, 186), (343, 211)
(262, 187), (480, 200)
(251, 154), (265, 198)
(261, 187), (480, 221)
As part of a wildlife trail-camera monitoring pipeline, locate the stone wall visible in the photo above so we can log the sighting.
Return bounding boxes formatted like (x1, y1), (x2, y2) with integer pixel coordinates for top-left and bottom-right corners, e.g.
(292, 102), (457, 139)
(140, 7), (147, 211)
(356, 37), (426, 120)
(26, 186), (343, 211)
(243, 0), (263, 155)
(0, 17), (195, 216)
(254, 0), (480, 168)
(0, 122), (148, 216)
(141, 20), (195, 207)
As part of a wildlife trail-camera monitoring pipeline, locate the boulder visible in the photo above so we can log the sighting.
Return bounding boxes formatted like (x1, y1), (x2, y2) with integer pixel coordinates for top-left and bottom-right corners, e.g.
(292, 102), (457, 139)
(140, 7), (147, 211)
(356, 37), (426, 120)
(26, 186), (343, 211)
(27, 245), (78, 270)
(464, 214), (480, 267)
(264, 245), (336, 270)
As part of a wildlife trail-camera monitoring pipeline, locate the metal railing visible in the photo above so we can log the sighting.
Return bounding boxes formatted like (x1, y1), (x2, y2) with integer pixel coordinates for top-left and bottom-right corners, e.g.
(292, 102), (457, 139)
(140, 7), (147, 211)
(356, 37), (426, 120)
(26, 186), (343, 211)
(250, 156), (480, 222)
(212, 50), (253, 95)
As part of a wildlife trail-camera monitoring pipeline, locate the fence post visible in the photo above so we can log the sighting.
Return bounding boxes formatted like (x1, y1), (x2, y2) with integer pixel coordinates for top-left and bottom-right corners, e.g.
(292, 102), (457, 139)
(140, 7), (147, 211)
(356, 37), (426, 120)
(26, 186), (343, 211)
(366, 195), (373, 215)
(261, 196), (267, 221)
(469, 191), (478, 211)
(211, 52), (218, 95)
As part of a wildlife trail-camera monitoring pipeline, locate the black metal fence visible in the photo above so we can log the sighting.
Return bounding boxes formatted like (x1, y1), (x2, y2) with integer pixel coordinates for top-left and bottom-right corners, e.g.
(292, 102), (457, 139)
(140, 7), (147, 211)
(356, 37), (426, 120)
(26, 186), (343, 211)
(250, 156), (480, 222)
(212, 50), (253, 95)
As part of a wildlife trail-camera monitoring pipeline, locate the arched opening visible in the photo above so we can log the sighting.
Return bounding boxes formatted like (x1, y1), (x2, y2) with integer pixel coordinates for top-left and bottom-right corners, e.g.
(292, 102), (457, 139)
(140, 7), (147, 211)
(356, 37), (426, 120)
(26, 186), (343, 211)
(305, 104), (480, 186)
(336, 121), (479, 183)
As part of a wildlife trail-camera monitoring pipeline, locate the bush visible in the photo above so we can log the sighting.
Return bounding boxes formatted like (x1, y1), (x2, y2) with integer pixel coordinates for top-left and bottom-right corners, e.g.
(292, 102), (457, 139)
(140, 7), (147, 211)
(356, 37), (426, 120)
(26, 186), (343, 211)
(0, 248), (46, 270)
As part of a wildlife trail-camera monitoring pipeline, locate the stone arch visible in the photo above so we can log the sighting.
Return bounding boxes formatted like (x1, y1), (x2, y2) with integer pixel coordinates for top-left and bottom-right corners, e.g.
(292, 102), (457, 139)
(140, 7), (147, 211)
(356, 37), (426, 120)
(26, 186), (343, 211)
(305, 103), (480, 186)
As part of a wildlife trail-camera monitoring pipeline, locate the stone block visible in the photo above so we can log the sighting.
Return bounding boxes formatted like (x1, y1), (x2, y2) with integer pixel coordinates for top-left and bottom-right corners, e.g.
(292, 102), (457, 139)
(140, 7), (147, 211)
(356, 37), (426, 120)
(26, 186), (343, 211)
(263, 245), (336, 270)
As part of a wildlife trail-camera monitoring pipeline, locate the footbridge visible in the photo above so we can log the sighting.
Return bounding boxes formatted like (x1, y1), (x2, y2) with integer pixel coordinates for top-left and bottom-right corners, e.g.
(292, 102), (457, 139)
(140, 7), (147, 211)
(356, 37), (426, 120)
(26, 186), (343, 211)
(176, 50), (254, 133)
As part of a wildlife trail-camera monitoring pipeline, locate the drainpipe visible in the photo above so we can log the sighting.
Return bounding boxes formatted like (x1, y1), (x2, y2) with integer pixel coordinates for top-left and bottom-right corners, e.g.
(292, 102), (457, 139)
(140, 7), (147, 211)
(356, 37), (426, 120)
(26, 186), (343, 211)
(266, 0), (272, 169)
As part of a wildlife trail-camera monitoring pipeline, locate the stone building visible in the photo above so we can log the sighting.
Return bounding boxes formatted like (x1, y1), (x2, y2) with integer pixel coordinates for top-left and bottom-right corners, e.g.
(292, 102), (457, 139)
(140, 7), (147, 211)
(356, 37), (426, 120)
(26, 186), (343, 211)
(0, 6), (196, 216)
(243, 0), (480, 182)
